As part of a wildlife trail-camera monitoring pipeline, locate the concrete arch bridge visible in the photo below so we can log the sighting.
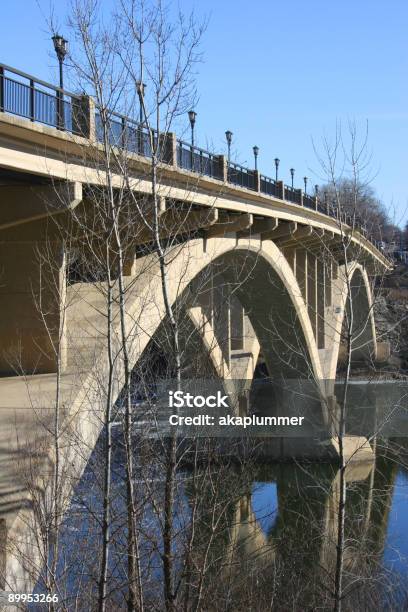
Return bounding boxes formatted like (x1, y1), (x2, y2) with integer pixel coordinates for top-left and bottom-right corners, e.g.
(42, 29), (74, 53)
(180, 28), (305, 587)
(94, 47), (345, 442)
(0, 63), (392, 591)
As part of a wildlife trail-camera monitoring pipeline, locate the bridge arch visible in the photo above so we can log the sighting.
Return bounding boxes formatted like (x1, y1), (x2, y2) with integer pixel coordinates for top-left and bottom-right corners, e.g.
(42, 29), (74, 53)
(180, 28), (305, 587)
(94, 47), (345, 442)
(125, 236), (323, 383)
(326, 262), (376, 380)
(64, 234), (328, 461)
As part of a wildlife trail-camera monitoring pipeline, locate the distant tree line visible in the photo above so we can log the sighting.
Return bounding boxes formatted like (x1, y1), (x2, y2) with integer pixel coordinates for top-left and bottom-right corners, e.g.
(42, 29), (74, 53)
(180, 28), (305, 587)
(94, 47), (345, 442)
(319, 179), (401, 244)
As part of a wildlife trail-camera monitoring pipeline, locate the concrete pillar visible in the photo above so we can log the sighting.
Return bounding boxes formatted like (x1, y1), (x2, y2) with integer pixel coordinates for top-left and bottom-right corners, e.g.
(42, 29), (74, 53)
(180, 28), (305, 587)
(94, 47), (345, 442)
(158, 132), (177, 166)
(317, 259), (325, 349)
(307, 253), (317, 339)
(230, 294), (244, 351)
(276, 180), (285, 200)
(72, 95), (96, 140)
(0, 239), (66, 374)
(284, 247), (296, 273)
(196, 271), (214, 327)
(253, 170), (261, 192)
(376, 341), (390, 363)
(213, 282), (231, 367)
(123, 249), (137, 276)
(324, 261), (332, 307)
(296, 249), (308, 303)
(215, 155), (228, 182)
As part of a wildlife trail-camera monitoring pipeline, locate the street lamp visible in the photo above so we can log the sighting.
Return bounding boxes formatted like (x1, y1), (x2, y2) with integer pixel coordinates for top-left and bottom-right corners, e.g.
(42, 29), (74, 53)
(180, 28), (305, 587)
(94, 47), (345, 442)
(274, 158), (280, 181)
(225, 130), (233, 165)
(188, 110), (197, 147)
(52, 34), (68, 129)
(290, 168), (295, 189)
(253, 145), (259, 171)
(303, 176), (308, 194)
(136, 81), (146, 125)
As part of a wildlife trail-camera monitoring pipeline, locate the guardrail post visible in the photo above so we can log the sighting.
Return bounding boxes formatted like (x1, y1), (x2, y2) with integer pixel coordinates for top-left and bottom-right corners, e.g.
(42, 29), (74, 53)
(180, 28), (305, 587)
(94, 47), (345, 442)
(29, 79), (35, 122)
(299, 189), (304, 206)
(0, 67), (4, 112)
(159, 132), (177, 166)
(276, 180), (285, 200)
(72, 95), (96, 140)
(215, 155), (228, 182)
(253, 170), (260, 192)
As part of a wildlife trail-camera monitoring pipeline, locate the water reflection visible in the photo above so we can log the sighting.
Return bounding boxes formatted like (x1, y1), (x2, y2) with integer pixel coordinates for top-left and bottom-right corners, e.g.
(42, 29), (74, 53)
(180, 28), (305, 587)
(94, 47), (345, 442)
(217, 449), (406, 609)
(28, 436), (408, 610)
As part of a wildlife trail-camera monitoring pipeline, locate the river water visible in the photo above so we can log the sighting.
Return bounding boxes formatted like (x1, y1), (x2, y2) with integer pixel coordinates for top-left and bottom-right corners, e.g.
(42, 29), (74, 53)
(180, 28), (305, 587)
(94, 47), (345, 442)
(33, 380), (408, 610)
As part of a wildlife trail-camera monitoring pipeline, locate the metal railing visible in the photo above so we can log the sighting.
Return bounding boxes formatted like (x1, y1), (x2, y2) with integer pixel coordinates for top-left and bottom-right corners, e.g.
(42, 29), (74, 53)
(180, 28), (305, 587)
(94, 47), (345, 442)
(0, 63), (82, 133)
(227, 162), (256, 190)
(0, 62), (391, 261)
(95, 110), (155, 157)
(284, 185), (302, 205)
(303, 193), (316, 210)
(177, 140), (222, 179)
(260, 174), (279, 197)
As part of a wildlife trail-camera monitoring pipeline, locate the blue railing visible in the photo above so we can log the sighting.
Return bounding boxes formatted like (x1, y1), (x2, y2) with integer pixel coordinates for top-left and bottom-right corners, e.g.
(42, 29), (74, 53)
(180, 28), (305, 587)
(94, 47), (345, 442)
(227, 162), (256, 190)
(0, 61), (390, 257)
(95, 110), (154, 157)
(0, 64), (81, 133)
(303, 193), (316, 210)
(284, 185), (302, 205)
(177, 140), (222, 179)
(260, 175), (279, 197)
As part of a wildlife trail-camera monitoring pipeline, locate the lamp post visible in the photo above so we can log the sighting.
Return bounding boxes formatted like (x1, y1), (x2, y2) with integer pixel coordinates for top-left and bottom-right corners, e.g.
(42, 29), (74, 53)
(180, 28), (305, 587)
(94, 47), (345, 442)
(52, 34), (68, 129)
(274, 158), (280, 181)
(315, 184), (319, 197)
(136, 81), (146, 154)
(136, 81), (146, 125)
(225, 130), (233, 165)
(188, 110), (197, 148)
(290, 168), (295, 189)
(253, 145), (259, 171)
(303, 176), (308, 194)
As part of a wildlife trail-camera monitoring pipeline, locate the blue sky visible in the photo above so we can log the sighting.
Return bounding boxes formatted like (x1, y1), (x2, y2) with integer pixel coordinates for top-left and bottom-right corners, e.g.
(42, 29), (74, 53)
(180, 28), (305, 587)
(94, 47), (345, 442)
(1, 0), (407, 223)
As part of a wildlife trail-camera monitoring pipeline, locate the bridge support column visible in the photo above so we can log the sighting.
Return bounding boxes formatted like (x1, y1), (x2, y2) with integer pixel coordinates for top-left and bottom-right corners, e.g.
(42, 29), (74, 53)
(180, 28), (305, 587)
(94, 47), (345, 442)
(0, 235), (66, 374)
(307, 253), (317, 339)
(317, 259), (325, 349)
(296, 249), (307, 303)
(230, 295), (244, 351)
(283, 247), (296, 273)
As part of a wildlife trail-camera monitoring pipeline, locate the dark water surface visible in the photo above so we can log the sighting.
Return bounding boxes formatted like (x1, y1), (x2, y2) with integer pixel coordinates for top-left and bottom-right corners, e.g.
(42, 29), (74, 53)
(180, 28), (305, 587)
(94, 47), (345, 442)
(31, 379), (408, 610)
(41, 439), (408, 610)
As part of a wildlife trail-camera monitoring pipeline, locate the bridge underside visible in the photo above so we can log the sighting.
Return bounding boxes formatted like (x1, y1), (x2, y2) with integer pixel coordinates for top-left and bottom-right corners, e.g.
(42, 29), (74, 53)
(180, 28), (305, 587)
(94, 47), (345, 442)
(0, 178), (389, 379)
(0, 156), (390, 591)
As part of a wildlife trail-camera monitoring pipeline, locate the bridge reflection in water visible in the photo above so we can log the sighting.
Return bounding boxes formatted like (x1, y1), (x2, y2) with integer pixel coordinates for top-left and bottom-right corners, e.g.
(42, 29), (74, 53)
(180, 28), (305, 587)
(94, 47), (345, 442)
(211, 455), (401, 609)
(0, 380), (407, 604)
(18, 430), (401, 610)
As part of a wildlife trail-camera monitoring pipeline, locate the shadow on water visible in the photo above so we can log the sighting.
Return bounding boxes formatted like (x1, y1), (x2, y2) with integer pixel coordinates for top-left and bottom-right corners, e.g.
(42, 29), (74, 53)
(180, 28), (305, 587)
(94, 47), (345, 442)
(29, 379), (408, 610)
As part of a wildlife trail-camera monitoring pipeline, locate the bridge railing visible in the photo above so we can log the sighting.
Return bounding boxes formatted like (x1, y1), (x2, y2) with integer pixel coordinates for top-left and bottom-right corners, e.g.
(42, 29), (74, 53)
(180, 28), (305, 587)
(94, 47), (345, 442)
(177, 140), (223, 179)
(227, 162), (256, 190)
(0, 62), (392, 261)
(0, 63), (82, 134)
(95, 109), (154, 157)
(260, 174), (279, 197)
(303, 193), (317, 210)
(284, 185), (302, 205)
